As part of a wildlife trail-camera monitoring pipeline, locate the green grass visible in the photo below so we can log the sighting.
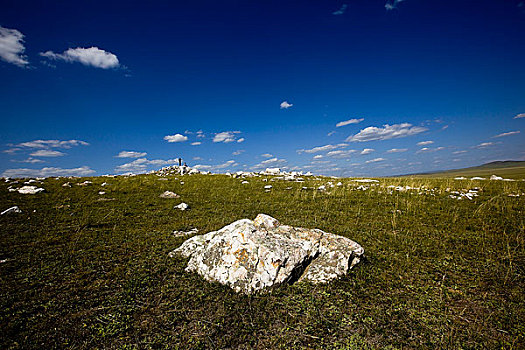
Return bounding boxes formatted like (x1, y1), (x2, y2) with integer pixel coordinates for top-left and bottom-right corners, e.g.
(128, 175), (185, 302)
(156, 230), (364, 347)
(406, 161), (525, 179)
(1, 174), (524, 349)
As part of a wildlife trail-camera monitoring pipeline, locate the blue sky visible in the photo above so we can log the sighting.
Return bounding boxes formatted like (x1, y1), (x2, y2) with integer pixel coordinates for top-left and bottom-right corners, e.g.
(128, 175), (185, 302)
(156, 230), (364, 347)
(1, 0), (524, 177)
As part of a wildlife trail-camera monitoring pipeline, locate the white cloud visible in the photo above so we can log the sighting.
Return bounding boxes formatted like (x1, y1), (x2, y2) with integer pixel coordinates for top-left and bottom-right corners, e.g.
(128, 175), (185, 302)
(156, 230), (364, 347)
(360, 148), (375, 155)
(332, 4), (348, 15)
(0, 26), (29, 67)
(232, 150), (245, 156)
(280, 101), (293, 109)
(164, 134), (188, 143)
(336, 118), (364, 127)
(326, 150), (357, 159)
(327, 131), (336, 136)
(514, 113), (525, 119)
(40, 47), (120, 69)
(30, 150), (65, 157)
(194, 160), (238, 172)
(196, 130), (205, 138)
(417, 146), (444, 153)
(11, 157), (44, 164)
(417, 140), (434, 146)
(261, 153), (273, 158)
(191, 142), (202, 146)
(213, 131), (241, 143)
(2, 166), (95, 178)
(3, 148), (22, 154)
(365, 158), (385, 164)
(116, 151), (147, 158)
(387, 148), (408, 153)
(252, 157), (287, 169)
(493, 131), (520, 138)
(16, 139), (89, 149)
(297, 143), (348, 154)
(313, 155), (323, 159)
(385, 0), (405, 11)
(237, 138), (245, 143)
(453, 150), (467, 154)
(346, 123), (427, 142)
(115, 157), (179, 173)
(474, 142), (495, 148)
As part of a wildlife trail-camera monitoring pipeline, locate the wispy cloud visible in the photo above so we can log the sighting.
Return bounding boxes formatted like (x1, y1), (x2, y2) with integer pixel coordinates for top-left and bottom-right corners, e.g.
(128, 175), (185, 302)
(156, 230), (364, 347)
(417, 146), (445, 153)
(0, 26), (29, 67)
(194, 160), (238, 172)
(252, 157), (287, 170)
(332, 4), (348, 15)
(417, 140), (434, 146)
(30, 150), (65, 157)
(385, 0), (405, 11)
(2, 166), (95, 178)
(514, 113), (525, 119)
(116, 151), (147, 158)
(326, 150), (357, 159)
(40, 47), (120, 69)
(280, 101), (293, 109)
(297, 143), (348, 154)
(387, 148), (408, 153)
(453, 150), (467, 154)
(232, 150), (245, 156)
(493, 130), (520, 138)
(11, 157), (44, 164)
(336, 118), (364, 127)
(365, 158), (385, 164)
(237, 138), (245, 143)
(474, 142), (495, 149)
(164, 134), (188, 143)
(346, 123), (427, 142)
(360, 148), (375, 155)
(15, 139), (89, 149)
(191, 142), (201, 146)
(213, 131), (242, 143)
(261, 153), (273, 158)
(3, 148), (22, 154)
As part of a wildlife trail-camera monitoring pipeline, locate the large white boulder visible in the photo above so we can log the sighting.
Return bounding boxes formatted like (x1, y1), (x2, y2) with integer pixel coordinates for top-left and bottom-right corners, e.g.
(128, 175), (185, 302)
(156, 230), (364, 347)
(169, 214), (364, 294)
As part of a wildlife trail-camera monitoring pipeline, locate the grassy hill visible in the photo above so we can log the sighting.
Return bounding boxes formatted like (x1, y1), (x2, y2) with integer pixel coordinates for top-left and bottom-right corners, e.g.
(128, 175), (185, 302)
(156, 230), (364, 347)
(406, 160), (525, 179)
(1, 174), (524, 349)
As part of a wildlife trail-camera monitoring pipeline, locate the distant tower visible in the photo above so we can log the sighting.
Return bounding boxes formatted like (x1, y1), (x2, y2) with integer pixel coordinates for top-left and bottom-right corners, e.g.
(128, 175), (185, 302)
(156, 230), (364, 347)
(178, 158), (182, 167)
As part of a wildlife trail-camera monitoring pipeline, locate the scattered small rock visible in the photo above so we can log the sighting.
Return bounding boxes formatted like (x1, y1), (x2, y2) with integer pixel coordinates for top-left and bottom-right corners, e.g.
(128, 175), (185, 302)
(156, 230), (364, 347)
(173, 228), (199, 237)
(1, 206), (22, 215)
(160, 191), (180, 198)
(175, 202), (189, 210)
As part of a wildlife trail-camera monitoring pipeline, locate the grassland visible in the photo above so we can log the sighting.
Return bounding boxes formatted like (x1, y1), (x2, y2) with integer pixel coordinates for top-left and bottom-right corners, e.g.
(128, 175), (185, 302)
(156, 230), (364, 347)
(1, 173), (524, 349)
(406, 161), (525, 179)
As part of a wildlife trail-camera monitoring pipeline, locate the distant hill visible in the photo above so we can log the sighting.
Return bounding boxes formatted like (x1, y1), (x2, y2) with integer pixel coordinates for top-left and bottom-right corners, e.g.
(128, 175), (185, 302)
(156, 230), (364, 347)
(403, 161), (525, 179)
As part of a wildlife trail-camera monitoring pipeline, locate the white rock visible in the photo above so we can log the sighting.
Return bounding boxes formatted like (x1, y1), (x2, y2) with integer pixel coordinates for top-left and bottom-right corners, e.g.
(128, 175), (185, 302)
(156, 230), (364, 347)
(241, 181), (249, 184)
(490, 175), (503, 181)
(169, 214), (364, 294)
(160, 191), (180, 198)
(175, 202), (189, 210)
(17, 186), (45, 194)
(1, 206), (22, 215)
(264, 185), (272, 189)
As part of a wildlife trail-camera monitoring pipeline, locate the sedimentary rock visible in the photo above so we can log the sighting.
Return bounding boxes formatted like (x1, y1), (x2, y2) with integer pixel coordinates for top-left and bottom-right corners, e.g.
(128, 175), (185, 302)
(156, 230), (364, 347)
(169, 214), (364, 294)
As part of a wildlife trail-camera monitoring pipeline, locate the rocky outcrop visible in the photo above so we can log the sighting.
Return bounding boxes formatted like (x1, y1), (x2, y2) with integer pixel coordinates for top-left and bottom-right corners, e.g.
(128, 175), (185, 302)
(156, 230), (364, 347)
(169, 214), (364, 294)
